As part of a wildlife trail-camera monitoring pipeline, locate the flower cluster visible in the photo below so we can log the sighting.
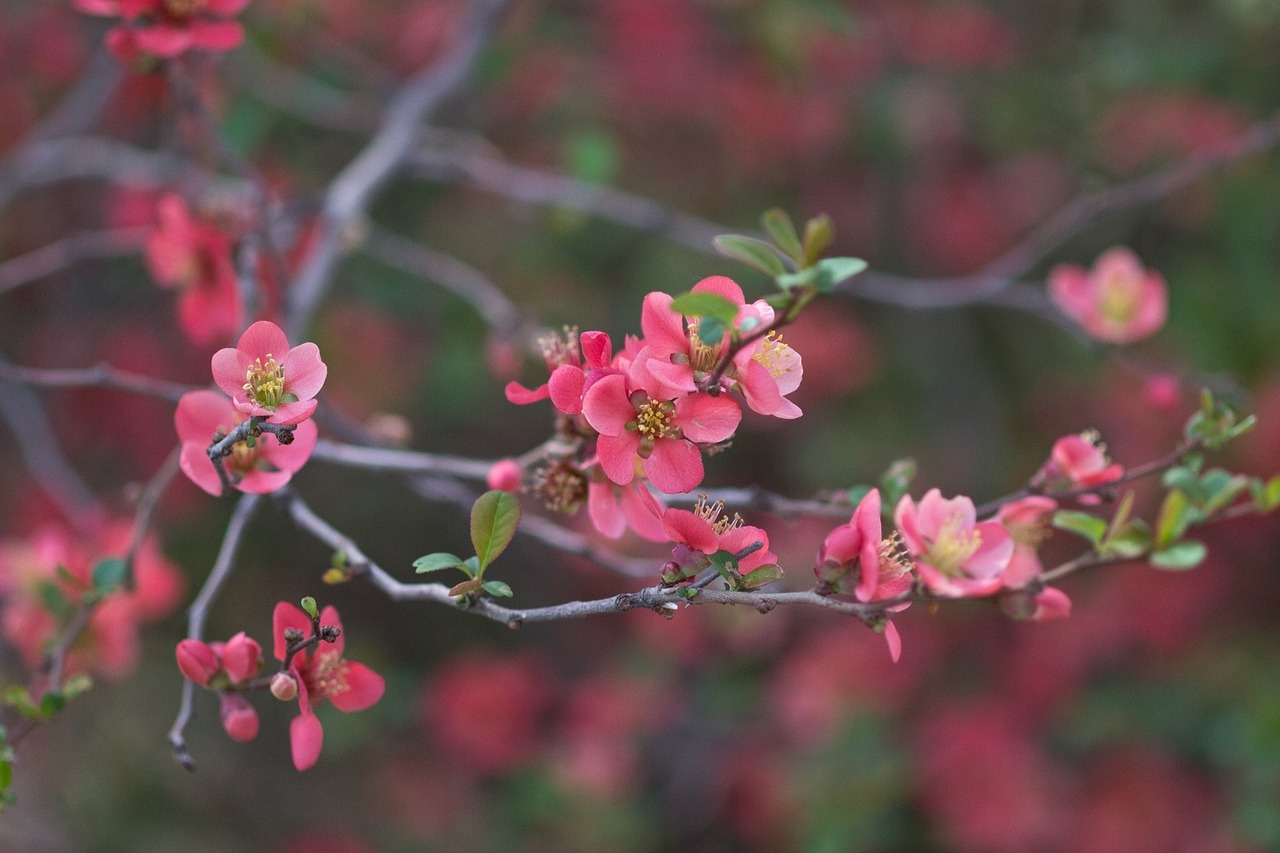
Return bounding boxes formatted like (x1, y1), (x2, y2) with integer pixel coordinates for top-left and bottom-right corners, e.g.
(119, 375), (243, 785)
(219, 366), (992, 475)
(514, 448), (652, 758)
(75, 0), (250, 64)
(175, 321), (326, 496)
(505, 276), (803, 540)
(174, 602), (383, 770)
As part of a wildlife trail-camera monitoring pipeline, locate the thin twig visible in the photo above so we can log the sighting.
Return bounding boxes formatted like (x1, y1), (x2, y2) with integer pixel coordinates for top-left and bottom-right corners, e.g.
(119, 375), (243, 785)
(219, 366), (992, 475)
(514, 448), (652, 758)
(285, 0), (512, 339)
(0, 357), (195, 402)
(168, 493), (263, 771)
(0, 227), (151, 297)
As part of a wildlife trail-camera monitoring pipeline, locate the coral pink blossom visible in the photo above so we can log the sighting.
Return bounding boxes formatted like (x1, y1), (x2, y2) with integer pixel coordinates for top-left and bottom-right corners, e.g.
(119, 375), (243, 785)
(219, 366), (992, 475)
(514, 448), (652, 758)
(145, 194), (242, 344)
(895, 489), (1013, 598)
(219, 693), (259, 742)
(641, 276), (803, 419)
(1041, 432), (1123, 491)
(996, 496), (1058, 587)
(212, 321), (327, 425)
(175, 390), (318, 496)
(273, 603), (384, 771)
(637, 485), (777, 584)
(582, 348), (741, 494)
(505, 329), (617, 414)
(75, 0), (249, 63)
(587, 478), (667, 542)
(1048, 247), (1167, 344)
(486, 459), (523, 493)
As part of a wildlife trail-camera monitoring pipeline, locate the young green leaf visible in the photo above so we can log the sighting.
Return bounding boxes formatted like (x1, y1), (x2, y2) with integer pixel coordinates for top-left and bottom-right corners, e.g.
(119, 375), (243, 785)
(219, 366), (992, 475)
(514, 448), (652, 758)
(670, 291), (740, 326)
(1149, 540), (1207, 570)
(471, 490), (522, 572)
(300, 596), (319, 619)
(713, 234), (788, 278)
(1052, 510), (1108, 546)
(91, 558), (128, 596)
(776, 256), (868, 293)
(761, 209), (804, 261)
(1252, 475), (1280, 512)
(1155, 490), (1193, 548)
(802, 214), (834, 267)
(481, 580), (514, 598)
(413, 553), (465, 574)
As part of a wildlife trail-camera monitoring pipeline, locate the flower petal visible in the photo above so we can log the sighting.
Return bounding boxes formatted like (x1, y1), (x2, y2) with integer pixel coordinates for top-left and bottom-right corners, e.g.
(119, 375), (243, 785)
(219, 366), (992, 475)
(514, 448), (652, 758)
(290, 711), (324, 771)
(643, 438), (703, 494)
(504, 381), (550, 405)
(174, 390), (236, 443)
(281, 342), (327, 402)
(640, 292), (689, 359)
(236, 320), (291, 362)
(548, 364), (586, 414)
(329, 661), (384, 712)
(673, 392), (741, 443)
(582, 373), (634, 436)
(597, 432), (641, 486)
(272, 601), (310, 662)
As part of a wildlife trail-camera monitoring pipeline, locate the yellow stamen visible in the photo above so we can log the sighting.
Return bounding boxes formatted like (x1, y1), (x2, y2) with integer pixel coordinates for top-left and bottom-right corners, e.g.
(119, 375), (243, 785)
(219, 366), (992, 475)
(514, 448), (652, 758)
(634, 399), (678, 441)
(753, 332), (795, 380)
(243, 354), (286, 409)
(928, 515), (983, 576)
(537, 326), (580, 369)
(312, 652), (349, 697)
(694, 494), (743, 535)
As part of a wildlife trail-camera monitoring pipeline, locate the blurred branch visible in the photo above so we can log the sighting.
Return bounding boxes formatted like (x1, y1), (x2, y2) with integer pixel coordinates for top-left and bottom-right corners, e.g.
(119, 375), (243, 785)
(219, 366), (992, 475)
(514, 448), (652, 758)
(0, 227), (150, 297)
(363, 226), (526, 336)
(168, 493), (263, 771)
(285, 0), (512, 339)
(226, 44), (381, 133)
(0, 357), (195, 402)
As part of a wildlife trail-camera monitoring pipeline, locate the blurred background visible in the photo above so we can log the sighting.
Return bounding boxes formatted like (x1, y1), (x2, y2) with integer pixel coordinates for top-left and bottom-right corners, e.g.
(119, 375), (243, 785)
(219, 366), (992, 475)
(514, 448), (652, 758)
(1, 0), (1280, 850)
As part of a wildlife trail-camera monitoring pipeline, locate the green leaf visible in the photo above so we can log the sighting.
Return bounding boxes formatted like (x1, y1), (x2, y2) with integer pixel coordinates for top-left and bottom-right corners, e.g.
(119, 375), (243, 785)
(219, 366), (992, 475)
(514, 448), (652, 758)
(1162, 466), (1203, 501)
(413, 552), (465, 574)
(669, 291), (740, 326)
(739, 563), (784, 589)
(0, 760), (10, 791)
(761, 209), (803, 261)
(713, 234), (788, 278)
(777, 256), (867, 293)
(879, 458), (916, 508)
(481, 580), (514, 598)
(63, 674), (92, 699)
(1052, 510), (1108, 546)
(1201, 470), (1250, 515)
(300, 596), (319, 619)
(463, 556), (480, 578)
(2, 687), (38, 719)
(1150, 540), (1207, 570)
(1156, 490), (1192, 548)
(697, 315), (727, 347)
(91, 558), (128, 595)
(802, 214), (833, 267)
(1102, 522), (1153, 558)
(36, 580), (72, 620)
(1252, 475), (1280, 512)
(470, 490), (522, 572)
(566, 128), (618, 184)
(39, 692), (66, 717)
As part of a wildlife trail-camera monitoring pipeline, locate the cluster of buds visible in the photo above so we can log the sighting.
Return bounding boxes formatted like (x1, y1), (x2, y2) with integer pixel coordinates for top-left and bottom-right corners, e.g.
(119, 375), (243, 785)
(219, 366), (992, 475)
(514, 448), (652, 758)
(176, 632), (264, 742)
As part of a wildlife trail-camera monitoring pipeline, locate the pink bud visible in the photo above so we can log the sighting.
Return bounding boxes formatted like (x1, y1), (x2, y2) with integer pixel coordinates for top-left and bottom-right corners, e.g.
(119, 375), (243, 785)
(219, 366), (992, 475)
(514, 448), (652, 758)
(219, 631), (262, 685)
(175, 639), (220, 687)
(486, 459), (523, 493)
(1143, 373), (1182, 411)
(270, 671), (299, 702)
(219, 693), (260, 742)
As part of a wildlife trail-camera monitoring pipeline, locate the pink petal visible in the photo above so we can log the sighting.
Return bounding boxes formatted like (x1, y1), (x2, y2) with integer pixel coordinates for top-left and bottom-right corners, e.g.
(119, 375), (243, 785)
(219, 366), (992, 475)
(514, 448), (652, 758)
(582, 374), (634, 436)
(884, 622), (902, 663)
(965, 521), (1014, 578)
(643, 438), (704, 494)
(329, 661), (384, 712)
(174, 390), (236, 443)
(220, 693), (259, 742)
(893, 494), (925, 556)
(773, 398), (803, 419)
(620, 483), (668, 542)
(548, 364), (586, 414)
(219, 631), (261, 684)
(132, 24), (193, 57)
(719, 526), (774, 573)
(588, 480), (627, 539)
(640, 292), (689, 359)
(273, 602), (310, 662)
(282, 342), (327, 401)
(187, 20), (244, 52)
(180, 441), (223, 496)
(212, 347), (253, 400)
(74, 0), (123, 15)
(177, 270), (242, 344)
(175, 639), (219, 685)
(207, 0), (251, 14)
(738, 358), (783, 416)
(673, 392), (741, 443)
(1047, 264), (1092, 322)
(1129, 274), (1168, 340)
(504, 381), (550, 405)
(641, 358), (697, 397)
(597, 432), (641, 486)
(263, 398), (319, 426)
(290, 711), (324, 771)
(236, 468), (295, 494)
(236, 321), (291, 362)
(819, 524), (863, 567)
(662, 509), (718, 553)
(1032, 587), (1072, 621)
(691, 275), (745, 305)
(580, 330), (613, 369)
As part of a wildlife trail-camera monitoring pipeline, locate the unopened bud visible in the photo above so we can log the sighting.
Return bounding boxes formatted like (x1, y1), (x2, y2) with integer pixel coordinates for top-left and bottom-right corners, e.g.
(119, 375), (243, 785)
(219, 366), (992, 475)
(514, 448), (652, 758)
(486, 458), (523, 493)
(283, 627), (304, 644)
(270, 671), (299, 702)
(219, 693), (260, 742)
(175, 639), (220, 687)
(319, 625), (341, 643)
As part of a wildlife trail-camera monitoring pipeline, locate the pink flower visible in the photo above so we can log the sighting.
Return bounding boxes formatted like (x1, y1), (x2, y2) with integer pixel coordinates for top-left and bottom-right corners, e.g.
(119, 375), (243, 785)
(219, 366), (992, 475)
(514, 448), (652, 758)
(175, 631), (262, 688)
(587, 478), (667, 541)
(637, 486), (777, 585)
(175, 390), (318, 496)
(1040, 431), (1123, 491)
(1048, 247), (1167, 344)
(486, 459), (523, 493)
(505, 328), (617, 414)
(273, 603), (385, 771)
(1000, 586), (1072, 621)
(996, 496), (1058, 587)
(814, 489), (913, 661)
(220, 693), (259, 742)
(581, 348), (741, 494)
(75, 0), (249, 63)
(641, 276), (803, 419)
(895, 489), (1013, 598)
(144, 194), (242, 344)
(212, 321), (327, 424)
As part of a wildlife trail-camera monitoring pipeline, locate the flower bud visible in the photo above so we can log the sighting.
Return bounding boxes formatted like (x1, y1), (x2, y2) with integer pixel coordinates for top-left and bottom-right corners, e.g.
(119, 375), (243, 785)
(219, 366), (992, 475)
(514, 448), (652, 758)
(219, 693), (260, 742)
(270, 671), (299, 702)
(175, 639), (220, 687)
(486, 459), (523, 493)
(218, 631), (263, 685)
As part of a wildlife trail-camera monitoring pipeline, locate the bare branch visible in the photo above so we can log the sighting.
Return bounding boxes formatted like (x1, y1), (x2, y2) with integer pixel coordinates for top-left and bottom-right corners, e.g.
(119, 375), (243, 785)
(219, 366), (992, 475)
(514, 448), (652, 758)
(0, 357), (195, 402)
(285, 0), (512, 339)
(0, 227), (150, 297)
(168, 493), (263, 771)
